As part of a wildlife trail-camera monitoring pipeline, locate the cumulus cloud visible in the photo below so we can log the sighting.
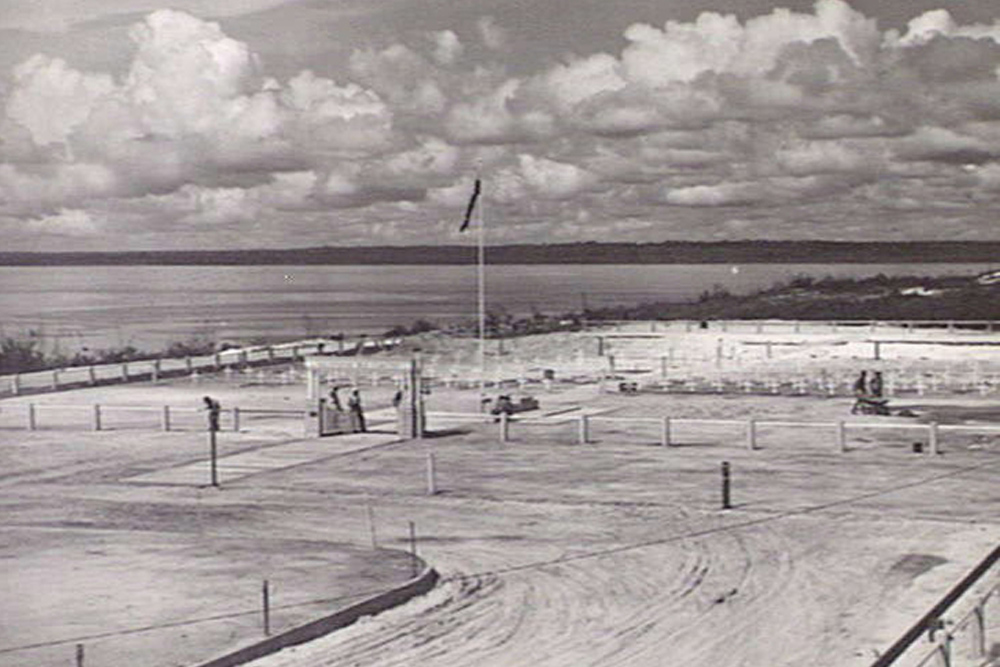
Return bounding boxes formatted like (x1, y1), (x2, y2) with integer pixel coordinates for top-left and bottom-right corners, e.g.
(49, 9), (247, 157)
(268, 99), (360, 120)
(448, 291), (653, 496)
(25, 208), (100, 236)
(5, 2), (1000, 246)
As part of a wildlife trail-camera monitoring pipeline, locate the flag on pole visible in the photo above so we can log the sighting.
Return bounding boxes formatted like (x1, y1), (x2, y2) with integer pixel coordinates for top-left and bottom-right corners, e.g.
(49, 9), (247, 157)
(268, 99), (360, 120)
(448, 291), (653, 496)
(459, 178), (481, 232)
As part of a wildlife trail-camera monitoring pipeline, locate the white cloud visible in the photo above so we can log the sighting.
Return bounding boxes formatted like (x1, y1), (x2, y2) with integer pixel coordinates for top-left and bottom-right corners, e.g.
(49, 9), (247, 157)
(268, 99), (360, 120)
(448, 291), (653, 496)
(25, 208), (100, 236)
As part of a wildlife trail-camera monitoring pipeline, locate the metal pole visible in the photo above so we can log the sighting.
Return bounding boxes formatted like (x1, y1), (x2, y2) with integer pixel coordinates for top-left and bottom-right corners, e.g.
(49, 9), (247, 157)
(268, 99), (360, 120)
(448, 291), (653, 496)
(210, 429), (219, 488)
(262, 579), (271, 636)
(477, 176), (486, 398)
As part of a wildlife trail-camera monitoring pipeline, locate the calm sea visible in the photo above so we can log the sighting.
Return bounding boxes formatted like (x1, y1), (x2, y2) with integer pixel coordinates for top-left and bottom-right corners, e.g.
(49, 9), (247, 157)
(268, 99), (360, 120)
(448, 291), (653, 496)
(0, 263), (994, 354)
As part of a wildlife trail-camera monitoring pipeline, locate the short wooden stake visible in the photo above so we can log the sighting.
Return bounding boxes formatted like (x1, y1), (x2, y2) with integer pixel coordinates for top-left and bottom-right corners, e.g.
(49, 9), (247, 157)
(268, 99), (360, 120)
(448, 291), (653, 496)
(367, 504), (377, 549)
(121, 362), (129, 382)
(262, 579), (271, 636)
(973, 601), (987, 657)
(661, 416), (671, 447)
(152, 359), (160, 382)
(76, 643), (84, 667)
(837, 420), (847, 453)
(721, 461), (732, 510)
(51, 369), (59, 390)
(232, 407), (240, 432)
(28, 403), (36, 430)
(929, 422), (940, 455)
(873, 341), (881, 360)
(746, 419), (757, 450)
(185, 356), (193, 373)
(499, 412), (510, 443)
(426, 452), (437, 495)
(11, 374), (20, 395)
(93, 404), (102, 431)
(578, 414), (589, 444)
(162, 405), (171, 432)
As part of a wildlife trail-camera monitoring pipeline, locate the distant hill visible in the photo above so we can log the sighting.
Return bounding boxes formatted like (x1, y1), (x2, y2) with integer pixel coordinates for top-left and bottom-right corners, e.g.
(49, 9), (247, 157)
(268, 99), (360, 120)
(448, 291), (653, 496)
(2, 241), (1000, 266)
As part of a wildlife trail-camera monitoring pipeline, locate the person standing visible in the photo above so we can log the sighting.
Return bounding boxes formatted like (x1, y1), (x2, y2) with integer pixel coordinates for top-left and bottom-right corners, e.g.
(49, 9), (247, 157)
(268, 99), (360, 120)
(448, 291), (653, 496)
(348, 388), (366, 433)
(869, 371), (884, 398)
(203, 396), (221, 432)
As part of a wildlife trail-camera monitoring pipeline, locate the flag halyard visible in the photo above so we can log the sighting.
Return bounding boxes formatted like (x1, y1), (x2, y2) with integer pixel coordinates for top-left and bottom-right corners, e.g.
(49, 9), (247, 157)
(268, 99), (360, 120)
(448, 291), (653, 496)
(459, 178), (481, 232)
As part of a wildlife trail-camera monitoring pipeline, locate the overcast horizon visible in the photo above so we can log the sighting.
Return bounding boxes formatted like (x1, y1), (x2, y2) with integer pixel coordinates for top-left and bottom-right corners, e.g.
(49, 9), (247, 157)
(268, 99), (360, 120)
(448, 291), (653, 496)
(4, 0), (1000, 251)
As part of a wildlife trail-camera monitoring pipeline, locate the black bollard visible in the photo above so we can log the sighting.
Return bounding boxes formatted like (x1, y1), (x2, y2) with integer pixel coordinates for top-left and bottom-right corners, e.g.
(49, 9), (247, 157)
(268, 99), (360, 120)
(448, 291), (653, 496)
(721, 461), (732, 510)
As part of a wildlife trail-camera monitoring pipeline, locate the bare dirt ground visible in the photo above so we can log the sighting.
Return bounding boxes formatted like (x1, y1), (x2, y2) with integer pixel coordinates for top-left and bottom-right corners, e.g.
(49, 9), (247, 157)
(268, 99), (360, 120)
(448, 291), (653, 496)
(2, 328), (1000, 667)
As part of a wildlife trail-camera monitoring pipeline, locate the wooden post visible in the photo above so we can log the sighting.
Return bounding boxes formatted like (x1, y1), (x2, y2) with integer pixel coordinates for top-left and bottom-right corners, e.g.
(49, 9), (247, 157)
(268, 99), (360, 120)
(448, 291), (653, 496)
(426, 452), (437, 495)
(929, 422), (940, 455)
(76, 643), (84, 667)
(837, 420), (847, 453)
(28, 403), (36, 430)
(766, 342), (772, 359)
(499, 412), (510, 443)
(715, 339), (723, 367)
(597, 336), (604, 356)
(409, 520), (418, 578)
(152, 359), (160, 382)
(661, 416), (671, 447)
(262, 579), (271, 636)
(185, 356), (193, 374)
(660, 356), (668, 379)
(721, 461), (732, 510)
(11, 374), (19, 395)
(51, 369), (59, 390)
(267, 346), (275, 363)
(214, 352), (222, 369)
(121, 362), (129, 382)
(746, 419), (757, 450)
(873, 341), (881, 361)
(578, 414), (589, 444)
(232, 407), (240, 432)
(92, 404), (102, 431)
(162, 405), (171, 432)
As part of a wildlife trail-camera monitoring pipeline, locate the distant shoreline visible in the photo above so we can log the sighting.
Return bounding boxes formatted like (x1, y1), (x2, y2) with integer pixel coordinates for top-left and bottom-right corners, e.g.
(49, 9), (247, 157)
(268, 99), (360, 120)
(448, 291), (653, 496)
(2, 240), (1000, 266)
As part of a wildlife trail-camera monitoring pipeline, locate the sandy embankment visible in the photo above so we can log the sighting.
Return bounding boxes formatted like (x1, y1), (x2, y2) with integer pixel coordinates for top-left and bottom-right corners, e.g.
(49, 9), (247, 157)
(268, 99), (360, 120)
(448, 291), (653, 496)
(1, 324), (999, 667)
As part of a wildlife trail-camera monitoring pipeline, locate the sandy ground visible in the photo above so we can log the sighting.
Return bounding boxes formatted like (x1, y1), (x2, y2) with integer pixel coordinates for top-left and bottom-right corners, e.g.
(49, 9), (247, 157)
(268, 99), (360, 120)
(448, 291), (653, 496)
(2, 327), (1000, 667)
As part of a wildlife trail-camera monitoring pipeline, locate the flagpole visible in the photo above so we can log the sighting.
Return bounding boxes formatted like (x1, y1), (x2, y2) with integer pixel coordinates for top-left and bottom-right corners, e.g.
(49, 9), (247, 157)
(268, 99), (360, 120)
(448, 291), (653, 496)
(476, 177), (486, 400)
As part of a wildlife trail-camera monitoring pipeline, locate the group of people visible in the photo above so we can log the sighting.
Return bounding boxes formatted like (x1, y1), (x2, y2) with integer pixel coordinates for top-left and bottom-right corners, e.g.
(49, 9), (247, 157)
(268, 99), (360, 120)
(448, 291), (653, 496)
(851, 369), (888, 415)
(329, 386), (367, 433)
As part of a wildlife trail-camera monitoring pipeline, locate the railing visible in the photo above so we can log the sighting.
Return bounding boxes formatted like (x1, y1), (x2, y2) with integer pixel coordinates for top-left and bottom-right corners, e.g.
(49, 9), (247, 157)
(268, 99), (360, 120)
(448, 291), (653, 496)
(0, 338), (402, 399)
(873, 544), (1000, 667)
(583, 319), (1000, 334)
(426, 410), (1000, 452)
(0, 403), (307, 432)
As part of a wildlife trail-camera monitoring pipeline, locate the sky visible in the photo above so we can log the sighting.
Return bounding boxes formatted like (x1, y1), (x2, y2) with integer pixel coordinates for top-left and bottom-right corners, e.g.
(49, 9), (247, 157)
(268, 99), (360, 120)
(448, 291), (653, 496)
(3, 0), (1000, 250)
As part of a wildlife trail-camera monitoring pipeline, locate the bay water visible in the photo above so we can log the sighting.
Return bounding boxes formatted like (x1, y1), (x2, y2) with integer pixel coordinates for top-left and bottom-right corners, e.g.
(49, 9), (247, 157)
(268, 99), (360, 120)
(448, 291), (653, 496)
(0, 263), (993, 355)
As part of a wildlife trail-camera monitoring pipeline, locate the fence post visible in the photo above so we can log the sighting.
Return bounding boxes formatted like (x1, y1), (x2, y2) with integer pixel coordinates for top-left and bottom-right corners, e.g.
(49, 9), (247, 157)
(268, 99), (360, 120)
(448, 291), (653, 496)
(232, 407), (240, 432)
(426, 452), (437, 495)
(578, 414), (589, 444)
(28, 403), (36, 430)
(660, 356), (668, 379)
(51, 369), (59, 390)
(661, 416), (671, 447)
(367, 503), (377, 549)
(267, 346), (275, 363)
(76, 643), (84, 667)
(746, 419), (757, 450)
(837, 420), (847, 453)
(93, 404), (102, 431)
(162, 405), (171, 432)
(929, 422), (940, 455)
(152, 359), (160, 382)
(873, 341), (881, 361)
(499, 412), (510, 443)
(185, 357), (193, 374)
(11, 374), (20, 395)
(973, 600), (987, 657)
